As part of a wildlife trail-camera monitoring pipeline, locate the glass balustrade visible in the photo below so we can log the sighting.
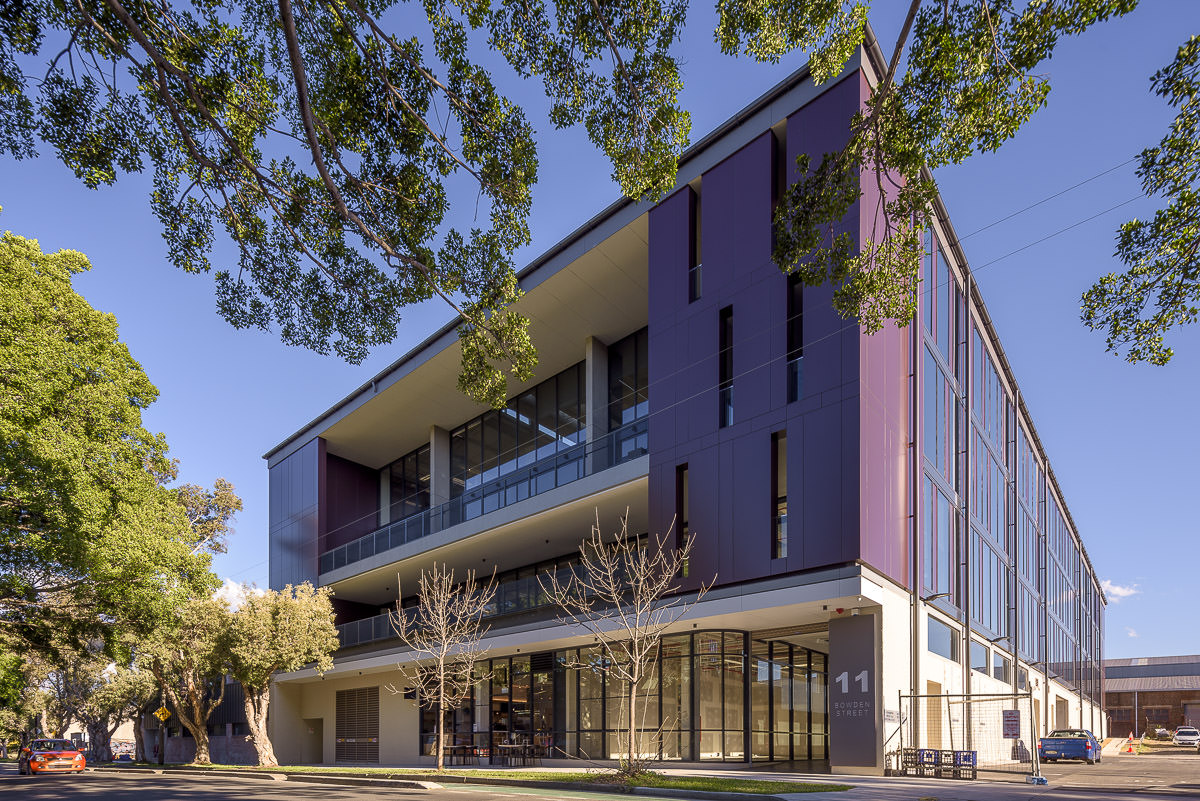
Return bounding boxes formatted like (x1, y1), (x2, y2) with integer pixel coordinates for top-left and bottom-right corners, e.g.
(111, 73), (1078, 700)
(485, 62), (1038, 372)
(319, 418), (648, 575)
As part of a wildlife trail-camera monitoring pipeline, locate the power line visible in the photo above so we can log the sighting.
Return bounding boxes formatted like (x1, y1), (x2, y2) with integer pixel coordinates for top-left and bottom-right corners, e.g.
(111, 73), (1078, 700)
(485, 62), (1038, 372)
(314, 181), (1150, 547)
(958, 159), (1137, 242)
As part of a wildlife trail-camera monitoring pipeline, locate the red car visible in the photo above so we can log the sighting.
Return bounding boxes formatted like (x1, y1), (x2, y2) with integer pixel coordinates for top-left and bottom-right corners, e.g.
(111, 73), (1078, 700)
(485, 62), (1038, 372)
(17, 738), (86, 775)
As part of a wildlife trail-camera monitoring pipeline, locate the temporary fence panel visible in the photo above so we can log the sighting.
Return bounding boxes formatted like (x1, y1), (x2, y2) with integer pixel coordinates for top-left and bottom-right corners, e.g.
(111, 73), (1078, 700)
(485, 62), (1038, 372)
(892, 692), (1039, 781)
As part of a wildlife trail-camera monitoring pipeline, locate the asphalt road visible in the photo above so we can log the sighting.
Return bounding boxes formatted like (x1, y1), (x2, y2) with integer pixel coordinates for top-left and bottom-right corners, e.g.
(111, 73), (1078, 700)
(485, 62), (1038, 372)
(1040, 750), (1200, 794)
(3, 752), (1198, 801)
(0, 763), (635, 801)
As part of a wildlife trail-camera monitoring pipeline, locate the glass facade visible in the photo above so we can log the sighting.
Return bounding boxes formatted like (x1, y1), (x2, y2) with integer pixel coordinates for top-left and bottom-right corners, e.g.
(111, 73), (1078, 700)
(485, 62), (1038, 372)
(608, 327), (649, 460)
(418, 631), (829, 763)
(921, 229), (1103, 702)
(385, 444), (430, 524)
(450, 362), (587, 502)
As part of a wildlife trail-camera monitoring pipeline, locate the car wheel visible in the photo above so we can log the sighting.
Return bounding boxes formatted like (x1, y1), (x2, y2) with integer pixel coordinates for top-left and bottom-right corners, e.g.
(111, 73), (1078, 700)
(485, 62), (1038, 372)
(1087, 758), (1096, 765)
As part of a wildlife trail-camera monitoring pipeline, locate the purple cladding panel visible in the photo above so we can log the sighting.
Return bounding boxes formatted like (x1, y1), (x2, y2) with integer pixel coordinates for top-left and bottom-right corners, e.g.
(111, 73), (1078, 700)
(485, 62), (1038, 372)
(854, 69), (912, 588)
(646, 69), (912, 591)
(323, 453), (380, 551)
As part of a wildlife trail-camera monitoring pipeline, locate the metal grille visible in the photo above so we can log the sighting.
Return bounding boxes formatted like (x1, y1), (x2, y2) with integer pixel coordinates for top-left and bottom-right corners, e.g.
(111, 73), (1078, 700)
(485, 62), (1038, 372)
(335, 686), (380, 763)
(893, 692), (1039, 780)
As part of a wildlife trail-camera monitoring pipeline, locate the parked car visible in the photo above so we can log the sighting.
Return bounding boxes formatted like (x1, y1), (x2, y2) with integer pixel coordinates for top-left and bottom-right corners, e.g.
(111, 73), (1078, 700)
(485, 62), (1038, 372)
(1172, 726), (1200, 747)
(1038, 729), (1101, 764)
(17, 738), (86, 775)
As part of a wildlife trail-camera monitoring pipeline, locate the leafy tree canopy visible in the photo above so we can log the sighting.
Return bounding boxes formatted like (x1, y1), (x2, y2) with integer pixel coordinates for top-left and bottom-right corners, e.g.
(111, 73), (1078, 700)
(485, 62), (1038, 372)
(0, 228), (218, 652)
(2, 0), (1191, 401)
(1081, 35), (1200, 364)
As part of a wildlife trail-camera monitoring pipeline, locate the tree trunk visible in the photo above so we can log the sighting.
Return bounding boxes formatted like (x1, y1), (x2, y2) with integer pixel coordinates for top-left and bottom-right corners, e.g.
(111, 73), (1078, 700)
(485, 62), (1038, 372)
(435, 671), (445, 772)
(85, 717), (113, 762)
(243, 686), (278, 766)
(626, 678), (637, 775)
(133, 714), (146, 762)
(187, 719), (212, 765)
(166, 685), (214, 764)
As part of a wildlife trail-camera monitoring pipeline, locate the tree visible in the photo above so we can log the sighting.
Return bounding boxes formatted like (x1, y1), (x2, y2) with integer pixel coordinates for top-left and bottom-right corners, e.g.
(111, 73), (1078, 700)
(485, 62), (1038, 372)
(0, 228), (218, 652)
(1082, 35), (1200, 364)
(541, 512), (710, 777)
(175, 478), (243, 556)
(78, 664), (157, 763)
(391, 564), (497, 772)
(143, 596), (231, 765)
(6, 1), (1184, 401)
(227, 583), (339, 767)
(0, 650), (45, 750)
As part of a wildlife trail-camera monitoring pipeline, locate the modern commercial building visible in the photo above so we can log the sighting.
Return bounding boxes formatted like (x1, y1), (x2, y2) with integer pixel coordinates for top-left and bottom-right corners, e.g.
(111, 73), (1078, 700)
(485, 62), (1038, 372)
(265, 37), (1105, 774)
(1104, 655), (1200, 735)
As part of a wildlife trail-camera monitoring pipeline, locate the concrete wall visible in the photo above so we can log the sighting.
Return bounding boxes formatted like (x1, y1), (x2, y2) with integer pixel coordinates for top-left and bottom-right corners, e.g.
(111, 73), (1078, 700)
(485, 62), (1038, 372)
(269, 670), (420, 765)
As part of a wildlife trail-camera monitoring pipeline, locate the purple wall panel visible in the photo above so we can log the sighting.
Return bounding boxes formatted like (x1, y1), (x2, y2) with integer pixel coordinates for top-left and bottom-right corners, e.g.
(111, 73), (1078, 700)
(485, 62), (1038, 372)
(687, 451), (721, 589)
(786, 73), (862, 571)
(643, 70), (918, 591)
(324, 453), (379, 550)
(854, 68), (912, 587)
(731, 432), (772, 580)
(801, 403), (844, 567)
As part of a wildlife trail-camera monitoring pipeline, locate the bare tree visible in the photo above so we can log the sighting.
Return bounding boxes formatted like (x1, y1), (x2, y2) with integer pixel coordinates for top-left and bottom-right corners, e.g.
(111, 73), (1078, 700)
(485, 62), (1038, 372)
(390, 564), (497, 772)
(542, 511), (712, 777)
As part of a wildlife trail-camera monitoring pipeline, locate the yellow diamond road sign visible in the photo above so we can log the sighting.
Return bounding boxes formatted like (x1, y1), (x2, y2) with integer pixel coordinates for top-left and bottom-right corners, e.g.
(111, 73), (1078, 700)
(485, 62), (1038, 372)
(154, 707), (171, 722)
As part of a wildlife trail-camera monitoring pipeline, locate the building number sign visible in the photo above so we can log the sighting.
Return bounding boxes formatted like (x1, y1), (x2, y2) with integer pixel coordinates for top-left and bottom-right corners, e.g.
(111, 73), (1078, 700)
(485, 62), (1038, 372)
(834, 670), (870, 694)
(831, 669), (872, 720)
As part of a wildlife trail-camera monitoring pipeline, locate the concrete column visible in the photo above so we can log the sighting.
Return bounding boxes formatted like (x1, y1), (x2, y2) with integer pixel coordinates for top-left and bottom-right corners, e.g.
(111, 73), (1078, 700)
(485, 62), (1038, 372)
(584, 335), (609, 442)
(429, 425), (451, 506)
(379, 467), (391, 525)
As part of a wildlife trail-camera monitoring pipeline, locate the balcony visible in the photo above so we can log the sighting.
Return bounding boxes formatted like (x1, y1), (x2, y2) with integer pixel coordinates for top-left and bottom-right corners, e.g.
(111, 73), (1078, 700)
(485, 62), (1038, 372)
(319, 419), (649, 575)
(336, 563), (583, 649)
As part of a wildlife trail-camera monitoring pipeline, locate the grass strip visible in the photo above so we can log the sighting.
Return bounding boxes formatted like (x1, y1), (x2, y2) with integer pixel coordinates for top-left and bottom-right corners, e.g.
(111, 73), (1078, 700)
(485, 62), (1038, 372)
(123, 763), (852, 793)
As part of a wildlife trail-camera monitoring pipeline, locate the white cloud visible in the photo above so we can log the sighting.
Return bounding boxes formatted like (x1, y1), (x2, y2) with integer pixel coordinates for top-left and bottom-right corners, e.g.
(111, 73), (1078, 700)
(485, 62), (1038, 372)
(1125, 627), (1138, 638)
(213, 577), (265, 610)
(1101, 579), (1140, 602)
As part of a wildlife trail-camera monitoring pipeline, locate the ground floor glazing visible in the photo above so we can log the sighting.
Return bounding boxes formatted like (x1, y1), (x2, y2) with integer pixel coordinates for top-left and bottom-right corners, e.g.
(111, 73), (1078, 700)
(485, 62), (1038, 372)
(417, 629), (829, 763)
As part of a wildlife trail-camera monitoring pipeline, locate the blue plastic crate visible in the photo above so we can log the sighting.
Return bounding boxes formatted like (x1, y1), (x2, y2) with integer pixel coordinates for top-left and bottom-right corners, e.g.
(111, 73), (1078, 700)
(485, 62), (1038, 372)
(954, 750), (977, 767)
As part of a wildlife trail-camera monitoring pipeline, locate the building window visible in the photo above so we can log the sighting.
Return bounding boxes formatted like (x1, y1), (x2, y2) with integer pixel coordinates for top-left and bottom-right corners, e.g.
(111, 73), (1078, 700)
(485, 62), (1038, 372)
(1017, 667), (1028, 691)
(384, 443), (431, 523)
(689, 192), (702, 302)
(449, 361), (586, 499)
(970, 640), (988, 676)
(923, 348), (956, 486)
(676, 464), (689, 554)
(928, 617), (960, 663)
(993, 652), (1011, 683)
(771, 432), (787, 559)
(608, 327), (649, 430)
(922, 476), (957, 603)
(786, 274), (803, 403)
(718, 306), (733, 427)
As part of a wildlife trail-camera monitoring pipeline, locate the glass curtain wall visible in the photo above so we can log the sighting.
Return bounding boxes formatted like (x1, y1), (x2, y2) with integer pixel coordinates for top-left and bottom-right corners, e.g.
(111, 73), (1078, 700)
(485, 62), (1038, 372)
(449, 362), (586, 515)
(608, 327), (649, 460)
(419, 632), (829, 763)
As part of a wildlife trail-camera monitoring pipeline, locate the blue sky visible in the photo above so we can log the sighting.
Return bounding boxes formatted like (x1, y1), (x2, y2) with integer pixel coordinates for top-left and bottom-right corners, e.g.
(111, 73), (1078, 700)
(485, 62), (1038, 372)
(1, 3), (1195, 660)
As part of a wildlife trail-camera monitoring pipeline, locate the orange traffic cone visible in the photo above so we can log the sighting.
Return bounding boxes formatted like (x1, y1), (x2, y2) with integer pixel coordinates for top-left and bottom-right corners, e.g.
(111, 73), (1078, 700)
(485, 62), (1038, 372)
(1125, 732), (1134, 753)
